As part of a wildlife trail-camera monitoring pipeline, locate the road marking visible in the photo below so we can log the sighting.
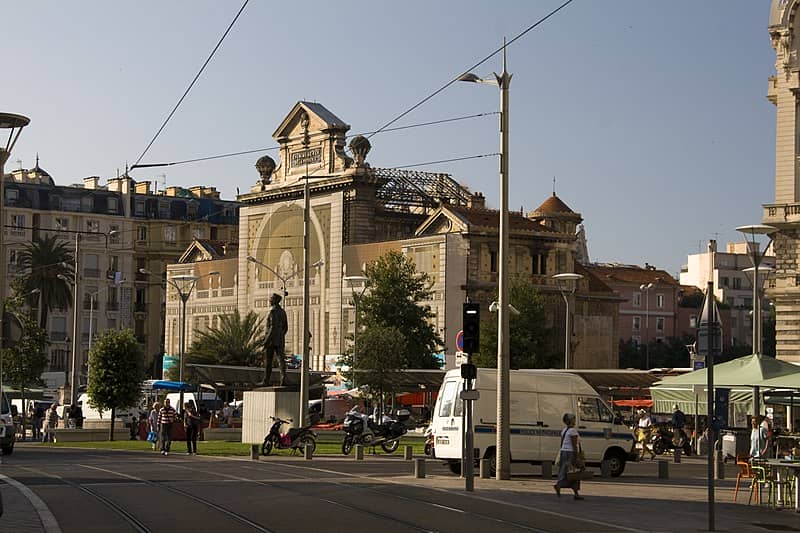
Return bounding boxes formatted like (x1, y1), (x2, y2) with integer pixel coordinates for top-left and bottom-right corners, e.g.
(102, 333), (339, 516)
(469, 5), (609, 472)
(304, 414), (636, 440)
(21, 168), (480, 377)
(429, 502), (464, 513)
(0, 472), (62, 533)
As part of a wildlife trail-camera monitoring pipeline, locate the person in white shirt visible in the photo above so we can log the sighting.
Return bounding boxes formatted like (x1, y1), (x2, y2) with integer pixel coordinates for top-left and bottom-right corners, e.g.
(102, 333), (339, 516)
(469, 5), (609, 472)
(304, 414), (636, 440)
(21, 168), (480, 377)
(554, 413), (584, 500)
(637, 409), (656, 460)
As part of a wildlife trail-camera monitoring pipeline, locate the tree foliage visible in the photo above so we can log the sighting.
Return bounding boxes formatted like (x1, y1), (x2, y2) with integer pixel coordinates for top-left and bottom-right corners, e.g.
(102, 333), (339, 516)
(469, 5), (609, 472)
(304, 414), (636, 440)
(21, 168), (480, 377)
(349, 325), (406, 408)
(87, 329), (145, 440)
(357, 250), (443, 369)
(473, 276), (555, 369)
(18, 234), (74, 330)
(186, 310), (265, 368)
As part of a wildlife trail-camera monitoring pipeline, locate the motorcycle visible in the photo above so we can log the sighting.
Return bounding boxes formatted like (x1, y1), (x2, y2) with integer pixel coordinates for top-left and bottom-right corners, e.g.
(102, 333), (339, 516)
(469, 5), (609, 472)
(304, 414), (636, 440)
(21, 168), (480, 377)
(261, 416), (317, 456)
(651, 425), (692, 456)
(342, 407), (408, 455)
(424, 425), (434, 457)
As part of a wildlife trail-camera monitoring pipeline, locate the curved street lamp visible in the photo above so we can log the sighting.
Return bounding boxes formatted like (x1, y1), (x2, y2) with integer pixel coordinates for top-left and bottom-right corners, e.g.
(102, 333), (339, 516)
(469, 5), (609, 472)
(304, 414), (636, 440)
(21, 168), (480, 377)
(735, 224), (777, 355)
(553, 273), (583, 369)
(639, 282), (654, 369)
(343, 275), (368, 388)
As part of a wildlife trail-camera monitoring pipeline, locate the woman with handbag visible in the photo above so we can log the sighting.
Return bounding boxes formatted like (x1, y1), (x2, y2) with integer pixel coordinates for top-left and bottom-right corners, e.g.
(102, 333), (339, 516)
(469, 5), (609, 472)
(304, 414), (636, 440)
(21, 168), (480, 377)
(147, 402), (160, 451)
(554, 412), (584, 500)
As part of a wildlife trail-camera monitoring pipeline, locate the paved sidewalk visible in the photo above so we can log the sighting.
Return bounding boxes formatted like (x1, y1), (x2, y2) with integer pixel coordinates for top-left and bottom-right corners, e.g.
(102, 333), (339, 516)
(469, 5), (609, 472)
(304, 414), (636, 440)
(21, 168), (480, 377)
(0, 482), (46, 533)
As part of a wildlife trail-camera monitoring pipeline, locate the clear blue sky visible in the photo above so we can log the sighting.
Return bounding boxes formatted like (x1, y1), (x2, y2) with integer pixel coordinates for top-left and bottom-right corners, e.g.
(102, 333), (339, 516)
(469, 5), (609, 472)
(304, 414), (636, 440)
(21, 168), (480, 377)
(2, 1), (776, 276)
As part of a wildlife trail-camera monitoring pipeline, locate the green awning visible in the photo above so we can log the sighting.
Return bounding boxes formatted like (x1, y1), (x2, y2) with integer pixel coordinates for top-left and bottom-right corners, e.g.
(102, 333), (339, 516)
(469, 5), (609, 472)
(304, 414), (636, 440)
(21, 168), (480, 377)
(655, 354), (800, 388)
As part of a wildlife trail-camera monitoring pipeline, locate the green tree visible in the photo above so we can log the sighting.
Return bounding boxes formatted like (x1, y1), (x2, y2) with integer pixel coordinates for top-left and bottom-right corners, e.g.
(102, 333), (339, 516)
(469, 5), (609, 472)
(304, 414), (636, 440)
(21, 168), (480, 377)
(348, 325), (406, 410)
(3, 279), (48, 436)
(18, 234), (74, 330)
(185, 310), (265, 368)
(358, 250), (443, 369)
(473, 276), (555, 368)
(87, 329), (145, 440)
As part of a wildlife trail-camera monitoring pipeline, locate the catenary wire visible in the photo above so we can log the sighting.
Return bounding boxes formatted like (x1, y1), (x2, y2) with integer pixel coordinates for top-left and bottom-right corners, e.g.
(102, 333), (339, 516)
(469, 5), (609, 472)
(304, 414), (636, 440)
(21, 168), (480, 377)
(131, 0), (252, 169)
(366, 0), (575, 139)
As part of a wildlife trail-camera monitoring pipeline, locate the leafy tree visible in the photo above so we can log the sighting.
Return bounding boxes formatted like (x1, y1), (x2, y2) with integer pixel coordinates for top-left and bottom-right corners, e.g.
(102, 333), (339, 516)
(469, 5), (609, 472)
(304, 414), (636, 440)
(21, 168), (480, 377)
(473, 276), (555, 368)
(87, 329), (145, 440)
(348, 325), (406, 410)
(358, 250), (443, 369)
(3, 279), (48, 433)
(185, 310), (265, 367)
(18, 234), (74, 330)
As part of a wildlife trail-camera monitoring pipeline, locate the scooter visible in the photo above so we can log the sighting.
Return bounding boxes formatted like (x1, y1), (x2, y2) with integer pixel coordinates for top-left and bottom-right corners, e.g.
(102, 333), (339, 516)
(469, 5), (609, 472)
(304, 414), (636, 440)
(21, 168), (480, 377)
(261, 416), (317, 455)
(342, 407), (408, 455)
(651, 425), (692, 456)
(424, 425), (434, 457)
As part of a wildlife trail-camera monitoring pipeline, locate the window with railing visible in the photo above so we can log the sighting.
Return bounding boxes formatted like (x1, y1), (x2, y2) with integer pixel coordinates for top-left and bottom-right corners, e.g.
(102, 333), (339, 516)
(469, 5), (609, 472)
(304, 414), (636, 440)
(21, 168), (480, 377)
(633, 316), (641, 331)
(50, 349), (68, 371)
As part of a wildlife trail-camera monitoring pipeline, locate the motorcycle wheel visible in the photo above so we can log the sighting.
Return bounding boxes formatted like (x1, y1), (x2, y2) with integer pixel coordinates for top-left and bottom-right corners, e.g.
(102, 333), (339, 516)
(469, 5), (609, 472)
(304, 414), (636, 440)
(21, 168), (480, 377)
(262, 438), (274, 456)
(381, 439), (400, 453)
(342, 435), (353, 455)
(299, 435), (316, 455)
(424, 442), (433, 456)
(652, 440), (666, 455)
(682, 442), (692, 456)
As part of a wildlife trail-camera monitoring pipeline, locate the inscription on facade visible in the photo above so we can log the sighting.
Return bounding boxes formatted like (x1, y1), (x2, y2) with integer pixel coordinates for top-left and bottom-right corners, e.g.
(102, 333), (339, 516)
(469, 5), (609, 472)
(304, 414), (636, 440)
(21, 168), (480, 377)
(290, 148), (321, 168)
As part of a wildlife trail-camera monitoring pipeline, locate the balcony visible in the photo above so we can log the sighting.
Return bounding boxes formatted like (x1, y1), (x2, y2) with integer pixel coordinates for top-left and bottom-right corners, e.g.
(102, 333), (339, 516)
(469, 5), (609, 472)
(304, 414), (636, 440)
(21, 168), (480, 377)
(134, 302), (147, 313)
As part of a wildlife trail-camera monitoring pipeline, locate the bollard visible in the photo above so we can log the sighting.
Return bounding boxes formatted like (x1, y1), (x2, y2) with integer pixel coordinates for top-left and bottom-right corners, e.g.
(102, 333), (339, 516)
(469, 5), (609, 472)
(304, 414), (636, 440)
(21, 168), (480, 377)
(657, 459), (669, 479)
(480, 459), (491, 479)
(251, 444), (259, 460)
(414, 458), (426, 479)
(673, 449), (681, 464)
(304, 443), (313, 460)
(715, 451), (725, 480)
(404, 445), (413, 460)
(600, 460), (611, 478)
(541, 460), (552, 479)
(355, 444), (364, 461)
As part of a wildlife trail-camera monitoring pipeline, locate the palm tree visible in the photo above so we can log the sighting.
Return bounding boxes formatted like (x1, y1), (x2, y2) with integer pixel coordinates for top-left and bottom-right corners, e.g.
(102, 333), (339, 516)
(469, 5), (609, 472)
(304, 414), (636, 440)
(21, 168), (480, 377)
(18, 234), (74, 330)
(186, 310), (265, 367)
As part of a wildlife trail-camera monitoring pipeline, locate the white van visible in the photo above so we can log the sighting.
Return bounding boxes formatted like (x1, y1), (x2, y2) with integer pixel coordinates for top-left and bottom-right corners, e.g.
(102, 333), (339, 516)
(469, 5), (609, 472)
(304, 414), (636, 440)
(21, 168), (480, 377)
(432, 368), (635, 477)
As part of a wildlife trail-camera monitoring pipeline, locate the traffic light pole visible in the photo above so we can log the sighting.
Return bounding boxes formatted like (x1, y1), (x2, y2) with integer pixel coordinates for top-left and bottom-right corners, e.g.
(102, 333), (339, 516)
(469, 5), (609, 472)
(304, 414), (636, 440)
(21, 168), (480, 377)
(461, 302), (480, 492)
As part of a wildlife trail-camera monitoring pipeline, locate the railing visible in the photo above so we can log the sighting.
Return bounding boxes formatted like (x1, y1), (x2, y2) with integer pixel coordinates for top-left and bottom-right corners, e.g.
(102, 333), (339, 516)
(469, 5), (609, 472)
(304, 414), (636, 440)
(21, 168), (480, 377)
(134, 302), (146, 313)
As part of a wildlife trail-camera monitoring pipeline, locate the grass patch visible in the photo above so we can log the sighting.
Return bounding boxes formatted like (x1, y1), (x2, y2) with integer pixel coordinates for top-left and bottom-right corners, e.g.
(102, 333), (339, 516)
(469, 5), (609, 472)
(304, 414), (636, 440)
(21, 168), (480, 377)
(47, 433), (426, 457)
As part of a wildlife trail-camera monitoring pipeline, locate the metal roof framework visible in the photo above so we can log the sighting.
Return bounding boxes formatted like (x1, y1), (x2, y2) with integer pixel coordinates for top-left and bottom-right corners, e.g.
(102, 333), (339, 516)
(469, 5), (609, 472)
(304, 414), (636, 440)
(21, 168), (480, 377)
(372, 168), (472, 212)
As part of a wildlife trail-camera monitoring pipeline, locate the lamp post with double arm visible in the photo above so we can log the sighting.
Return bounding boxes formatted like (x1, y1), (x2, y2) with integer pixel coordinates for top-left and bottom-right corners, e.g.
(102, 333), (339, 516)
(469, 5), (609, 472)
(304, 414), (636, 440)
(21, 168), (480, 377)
(553, 273), (583, 369)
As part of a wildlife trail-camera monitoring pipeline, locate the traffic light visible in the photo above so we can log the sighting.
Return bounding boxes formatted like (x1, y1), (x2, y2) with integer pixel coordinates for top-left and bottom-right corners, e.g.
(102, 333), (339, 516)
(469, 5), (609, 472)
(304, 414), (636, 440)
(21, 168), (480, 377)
(462, 302), (480, 354)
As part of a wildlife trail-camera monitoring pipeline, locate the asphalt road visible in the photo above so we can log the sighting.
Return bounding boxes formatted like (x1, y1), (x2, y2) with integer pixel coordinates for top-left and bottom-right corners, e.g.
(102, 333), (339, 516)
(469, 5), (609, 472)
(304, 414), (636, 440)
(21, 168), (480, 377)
(0, 446), (639, 533)
(2, 447), (800, 532)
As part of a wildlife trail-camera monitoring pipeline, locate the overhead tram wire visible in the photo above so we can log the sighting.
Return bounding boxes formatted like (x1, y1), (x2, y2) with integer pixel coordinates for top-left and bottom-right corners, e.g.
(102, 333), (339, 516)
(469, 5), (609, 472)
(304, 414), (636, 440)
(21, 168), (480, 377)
(131, 0), (252, 169)
(129, 112), (498, 169)
(366, 0), (575, 140)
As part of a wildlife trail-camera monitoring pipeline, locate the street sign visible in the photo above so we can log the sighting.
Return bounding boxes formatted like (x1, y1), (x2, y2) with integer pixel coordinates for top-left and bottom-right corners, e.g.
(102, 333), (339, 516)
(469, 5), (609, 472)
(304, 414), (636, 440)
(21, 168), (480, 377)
(454, 351), (468, 367)
(460, 389), (479, 401)
(693, 360), (706, 370)
(456, 330), (464, 352)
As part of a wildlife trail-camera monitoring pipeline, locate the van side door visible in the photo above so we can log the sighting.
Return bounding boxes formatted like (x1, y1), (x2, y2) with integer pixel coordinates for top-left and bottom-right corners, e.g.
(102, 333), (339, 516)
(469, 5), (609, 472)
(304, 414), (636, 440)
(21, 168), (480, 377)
(510, 391), (540, 461)
(577, 396), (615, 461)
(538, 393), (575, 462)
(432, 379), (462, 460)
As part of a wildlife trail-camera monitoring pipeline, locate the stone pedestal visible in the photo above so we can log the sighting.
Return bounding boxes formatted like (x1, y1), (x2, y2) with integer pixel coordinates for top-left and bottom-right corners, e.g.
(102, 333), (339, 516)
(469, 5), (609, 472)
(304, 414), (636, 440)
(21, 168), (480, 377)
(242, 387), (300, 444)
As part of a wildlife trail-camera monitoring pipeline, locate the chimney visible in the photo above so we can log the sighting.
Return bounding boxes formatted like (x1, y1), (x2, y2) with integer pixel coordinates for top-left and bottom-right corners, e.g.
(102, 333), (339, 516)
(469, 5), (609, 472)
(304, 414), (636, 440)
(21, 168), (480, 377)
(135, 181), (152, 195)
(83, 176), (100, 189)
(468, 192), (486, 209)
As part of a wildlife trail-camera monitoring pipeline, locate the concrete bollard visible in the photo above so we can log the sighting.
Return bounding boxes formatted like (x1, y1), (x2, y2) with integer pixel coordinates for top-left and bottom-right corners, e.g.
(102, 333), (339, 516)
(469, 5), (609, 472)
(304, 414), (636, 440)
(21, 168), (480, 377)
(657, 459), (669, 479)
(673, 449), (681, 463)
(304, 444), (313, 460)
(715, 452), (725, 480)
(541, 460), (552, 479)
(250, 444), (259, 460)
(355, 444), (364, 460)
(415, 458), (426, 478)
(404, 445), (414, 460)
(600, 460), (611, 478)
(480, 459), (491, 479)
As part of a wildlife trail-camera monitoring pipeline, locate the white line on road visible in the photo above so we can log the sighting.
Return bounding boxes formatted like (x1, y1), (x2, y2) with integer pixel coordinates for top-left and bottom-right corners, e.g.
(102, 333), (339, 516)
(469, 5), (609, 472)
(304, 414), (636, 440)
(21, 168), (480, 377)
(0, 472), (62, 533)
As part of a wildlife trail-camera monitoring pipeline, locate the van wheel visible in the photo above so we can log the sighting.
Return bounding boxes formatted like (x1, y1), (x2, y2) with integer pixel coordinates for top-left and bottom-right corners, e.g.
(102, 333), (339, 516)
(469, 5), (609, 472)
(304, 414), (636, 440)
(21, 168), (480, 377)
(484, 447), (497, 477)
(447, 461), (461, 475)
(605, 449), (626, 477)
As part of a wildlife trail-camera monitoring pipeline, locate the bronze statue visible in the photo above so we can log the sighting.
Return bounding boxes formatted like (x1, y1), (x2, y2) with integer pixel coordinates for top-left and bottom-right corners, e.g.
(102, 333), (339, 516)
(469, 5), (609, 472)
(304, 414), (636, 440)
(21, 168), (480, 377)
(262, 293), (288, 386)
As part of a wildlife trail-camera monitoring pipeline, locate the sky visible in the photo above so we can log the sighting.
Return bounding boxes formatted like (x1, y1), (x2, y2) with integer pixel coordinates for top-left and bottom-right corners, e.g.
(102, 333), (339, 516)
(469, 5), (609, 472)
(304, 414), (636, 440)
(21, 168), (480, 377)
(1, 0), (777, 276)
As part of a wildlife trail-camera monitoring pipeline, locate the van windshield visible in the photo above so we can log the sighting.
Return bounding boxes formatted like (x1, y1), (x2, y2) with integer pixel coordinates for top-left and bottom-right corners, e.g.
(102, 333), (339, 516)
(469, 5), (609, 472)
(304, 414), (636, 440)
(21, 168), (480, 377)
(578, 397), (613, 423)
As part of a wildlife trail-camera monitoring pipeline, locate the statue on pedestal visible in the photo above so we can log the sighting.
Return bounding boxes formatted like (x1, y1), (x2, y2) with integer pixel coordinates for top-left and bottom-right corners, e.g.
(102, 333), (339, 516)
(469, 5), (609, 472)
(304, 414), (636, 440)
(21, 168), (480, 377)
(262, 293), (288, 386)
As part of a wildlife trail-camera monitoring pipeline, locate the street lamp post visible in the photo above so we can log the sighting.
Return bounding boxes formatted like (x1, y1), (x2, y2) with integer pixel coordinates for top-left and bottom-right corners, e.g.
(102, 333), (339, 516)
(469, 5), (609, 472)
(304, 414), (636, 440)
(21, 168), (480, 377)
(246, 255), (319, 296)
(0, 113), (30, 405)
(553, 273), (583, 369)
(640, 282), (654, 369)
(343, 275), (368, 388)
(458, 40), (512, 480)
(736, 224), (777, 355)
(141, 269), (218, 410)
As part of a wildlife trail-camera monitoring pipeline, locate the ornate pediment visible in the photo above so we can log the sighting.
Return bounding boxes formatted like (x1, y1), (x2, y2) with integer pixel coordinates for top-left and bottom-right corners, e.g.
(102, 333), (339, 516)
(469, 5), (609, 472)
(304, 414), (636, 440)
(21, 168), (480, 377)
(415, 207), (469, 237)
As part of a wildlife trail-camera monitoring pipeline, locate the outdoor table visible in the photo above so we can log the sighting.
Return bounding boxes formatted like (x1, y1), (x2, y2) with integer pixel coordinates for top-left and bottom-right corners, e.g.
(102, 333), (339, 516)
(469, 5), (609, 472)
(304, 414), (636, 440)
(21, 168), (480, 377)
(765, 459), (800, 512)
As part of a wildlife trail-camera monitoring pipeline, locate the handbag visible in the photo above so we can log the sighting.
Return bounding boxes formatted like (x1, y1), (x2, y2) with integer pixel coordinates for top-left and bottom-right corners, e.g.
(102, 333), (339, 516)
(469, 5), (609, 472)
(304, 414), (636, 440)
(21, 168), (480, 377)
(146, 431), (157, 443)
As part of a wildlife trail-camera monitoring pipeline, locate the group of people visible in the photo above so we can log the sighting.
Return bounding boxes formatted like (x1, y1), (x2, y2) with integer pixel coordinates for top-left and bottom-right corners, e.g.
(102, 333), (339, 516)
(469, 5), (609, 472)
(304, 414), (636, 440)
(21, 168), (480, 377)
(633, 404), (689, 460)
(750, 414), (773, 459)
(29, 402), (82, 442)
(146, 399), (202, 456)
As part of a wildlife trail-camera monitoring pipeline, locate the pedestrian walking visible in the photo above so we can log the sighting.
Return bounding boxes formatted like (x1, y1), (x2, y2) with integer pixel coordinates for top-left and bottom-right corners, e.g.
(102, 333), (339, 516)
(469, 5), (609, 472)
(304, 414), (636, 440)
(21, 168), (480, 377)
(158, 399), (177, 456)
(32, 403), (45, 441)
(636, 409), (656, 460)
(147, 402), (160, 450)
(43, 403), (59, 443)
(183, 402), (201, 455)
(554, 412), (584, 500)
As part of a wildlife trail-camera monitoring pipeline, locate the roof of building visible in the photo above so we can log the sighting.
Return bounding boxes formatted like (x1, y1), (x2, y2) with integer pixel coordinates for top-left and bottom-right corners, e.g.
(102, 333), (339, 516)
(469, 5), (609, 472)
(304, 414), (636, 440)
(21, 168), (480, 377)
(446, 204), (555, 233)
(533, 192), (575, 215)
(584, 263), (679, 286)
(574, 263), (617, 294)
